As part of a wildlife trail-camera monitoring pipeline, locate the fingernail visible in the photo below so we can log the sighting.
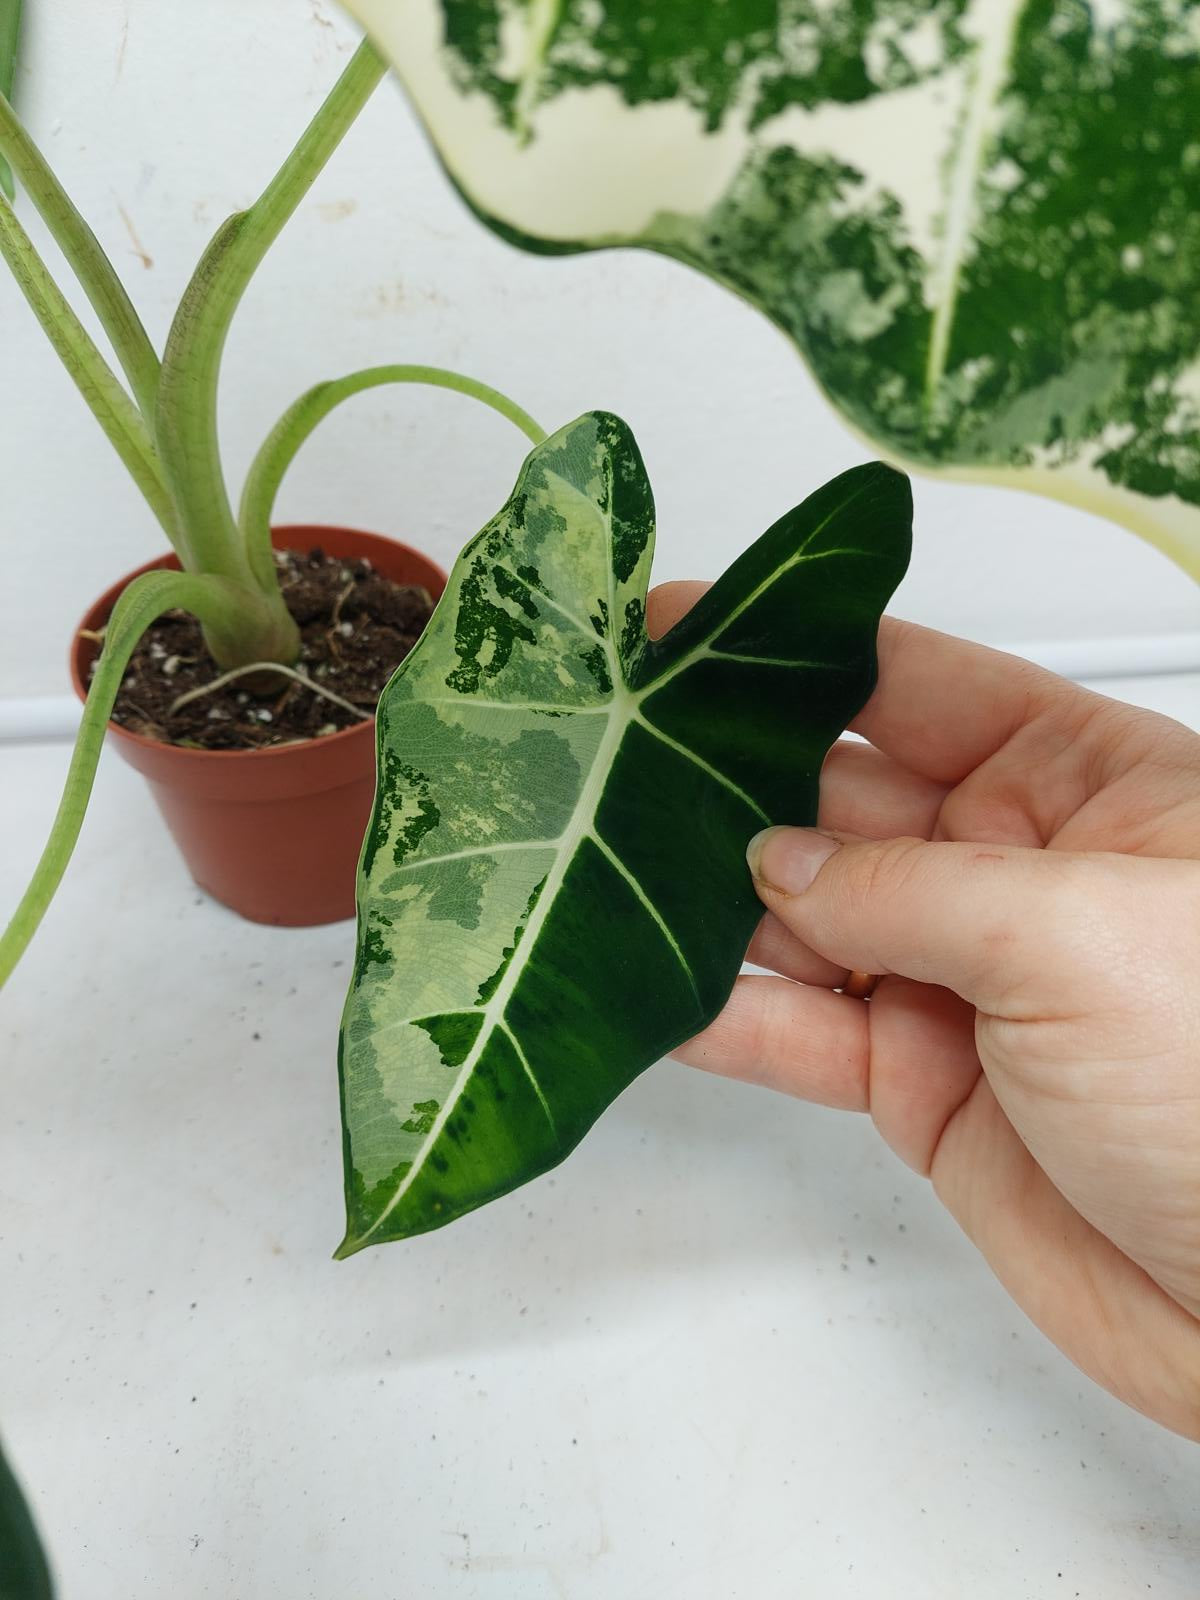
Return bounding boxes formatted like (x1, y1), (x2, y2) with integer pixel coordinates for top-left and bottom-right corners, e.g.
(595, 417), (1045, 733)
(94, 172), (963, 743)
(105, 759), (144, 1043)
(746, 827), (841, 894)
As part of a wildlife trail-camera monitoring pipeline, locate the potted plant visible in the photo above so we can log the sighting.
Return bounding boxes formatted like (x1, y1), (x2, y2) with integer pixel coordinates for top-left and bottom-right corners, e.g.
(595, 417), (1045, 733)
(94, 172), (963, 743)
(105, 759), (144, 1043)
(0, 35), (548, 980)
(7, 2), (1196, 1588)
(0, 19), (917, 1578)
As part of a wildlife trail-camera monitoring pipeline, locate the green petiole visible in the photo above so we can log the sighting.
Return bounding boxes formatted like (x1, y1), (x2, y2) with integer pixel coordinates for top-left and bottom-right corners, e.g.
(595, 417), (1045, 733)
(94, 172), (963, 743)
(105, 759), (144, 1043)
(0, 568), (282, 989)
(0, 86), (161, 416)
(0, 0), (19, 200)
(240, 364), (547, 591)
(0, 189), (179, 544)
(155, 38), (387, 592)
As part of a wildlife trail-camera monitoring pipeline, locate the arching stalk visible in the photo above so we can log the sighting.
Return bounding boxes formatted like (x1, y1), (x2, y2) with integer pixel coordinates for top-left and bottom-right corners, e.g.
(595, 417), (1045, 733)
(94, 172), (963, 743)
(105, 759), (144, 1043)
(239, 364), (547, 589)
(0, 0), (21, 201)
(0, 569), (274, 989)
(0, 86), (160, 416)
(155, 38), (386, 599)
(0, 190), (178, 544)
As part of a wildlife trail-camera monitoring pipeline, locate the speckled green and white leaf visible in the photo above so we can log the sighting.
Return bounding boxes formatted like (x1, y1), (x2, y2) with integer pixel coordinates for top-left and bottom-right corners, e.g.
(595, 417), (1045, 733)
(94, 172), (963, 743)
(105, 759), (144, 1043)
(342, 0), (1200, 576)
(337, 412), (910, 1250)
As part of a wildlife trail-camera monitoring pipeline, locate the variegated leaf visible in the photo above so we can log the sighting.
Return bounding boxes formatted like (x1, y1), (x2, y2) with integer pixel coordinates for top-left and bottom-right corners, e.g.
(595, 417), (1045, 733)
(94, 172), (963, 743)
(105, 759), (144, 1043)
(337, 412), (910, 1250)
(342, 0), (1200, 579)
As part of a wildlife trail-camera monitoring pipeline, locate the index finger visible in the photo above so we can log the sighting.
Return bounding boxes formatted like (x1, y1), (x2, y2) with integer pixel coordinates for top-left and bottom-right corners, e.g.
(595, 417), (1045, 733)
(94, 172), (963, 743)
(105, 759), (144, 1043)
(855, 618), (1075, 784)
(646, 580), (709, 640)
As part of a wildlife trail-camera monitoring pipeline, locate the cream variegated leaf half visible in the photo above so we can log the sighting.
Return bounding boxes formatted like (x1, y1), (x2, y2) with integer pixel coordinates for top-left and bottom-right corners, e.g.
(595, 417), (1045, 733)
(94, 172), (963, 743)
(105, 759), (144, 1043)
(337, 412), (910, 1249)
(342, 0), (1200, 580)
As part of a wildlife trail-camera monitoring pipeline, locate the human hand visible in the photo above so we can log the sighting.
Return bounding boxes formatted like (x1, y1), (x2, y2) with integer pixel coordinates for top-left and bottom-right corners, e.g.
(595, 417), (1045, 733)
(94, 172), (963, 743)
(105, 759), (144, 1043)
(649, 586), (1200, 1440)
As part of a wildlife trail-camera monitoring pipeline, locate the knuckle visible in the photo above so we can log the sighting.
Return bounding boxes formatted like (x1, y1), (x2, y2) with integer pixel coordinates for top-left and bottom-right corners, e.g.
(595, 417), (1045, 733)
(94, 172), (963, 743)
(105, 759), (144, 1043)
(838, 836), (929, 914)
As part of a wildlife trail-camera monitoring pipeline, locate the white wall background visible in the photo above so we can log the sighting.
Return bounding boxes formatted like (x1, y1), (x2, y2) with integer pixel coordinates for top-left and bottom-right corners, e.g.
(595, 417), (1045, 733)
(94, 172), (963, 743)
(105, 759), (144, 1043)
(2, 0), (1198, 700)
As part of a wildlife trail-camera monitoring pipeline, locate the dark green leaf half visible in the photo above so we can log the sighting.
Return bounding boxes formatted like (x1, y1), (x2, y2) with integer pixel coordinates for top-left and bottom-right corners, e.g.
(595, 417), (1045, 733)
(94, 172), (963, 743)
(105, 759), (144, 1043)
(0, 1434), (53, 1600)
(343, 0), (1200, 577)
(337, 412), (910, 1251)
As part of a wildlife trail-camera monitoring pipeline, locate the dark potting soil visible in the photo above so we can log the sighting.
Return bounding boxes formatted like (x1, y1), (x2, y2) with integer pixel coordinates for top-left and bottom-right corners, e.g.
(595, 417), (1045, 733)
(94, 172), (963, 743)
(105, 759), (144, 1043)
(98, 548), (435, 750)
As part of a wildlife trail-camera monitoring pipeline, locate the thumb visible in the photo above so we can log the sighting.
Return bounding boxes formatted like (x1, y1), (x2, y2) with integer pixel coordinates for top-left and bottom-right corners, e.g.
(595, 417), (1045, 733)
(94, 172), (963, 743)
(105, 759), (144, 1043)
(745, 826), (1185, 1019)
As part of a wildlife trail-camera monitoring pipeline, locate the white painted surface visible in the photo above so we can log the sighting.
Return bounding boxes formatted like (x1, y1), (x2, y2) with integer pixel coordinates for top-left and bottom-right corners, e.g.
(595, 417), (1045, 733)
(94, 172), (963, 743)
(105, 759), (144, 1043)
(2, 677), (1197, 1597)
(2, 0), (1199, 705)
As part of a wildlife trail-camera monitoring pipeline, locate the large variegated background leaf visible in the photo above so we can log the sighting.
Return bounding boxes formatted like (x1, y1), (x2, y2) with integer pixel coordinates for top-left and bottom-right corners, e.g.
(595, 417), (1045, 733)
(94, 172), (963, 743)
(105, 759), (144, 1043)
(337, 412), (910, 1250)
(343, 0), (1200, 580)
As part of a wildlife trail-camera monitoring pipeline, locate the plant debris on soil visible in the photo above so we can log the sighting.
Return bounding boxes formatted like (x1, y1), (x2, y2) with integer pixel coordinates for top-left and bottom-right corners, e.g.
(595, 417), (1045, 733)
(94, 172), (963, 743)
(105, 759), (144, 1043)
(96, 548), (436, 750)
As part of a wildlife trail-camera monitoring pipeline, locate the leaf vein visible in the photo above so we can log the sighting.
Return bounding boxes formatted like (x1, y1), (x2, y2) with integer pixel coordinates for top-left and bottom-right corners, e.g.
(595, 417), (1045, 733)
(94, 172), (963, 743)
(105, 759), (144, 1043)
(638, 477), (879, 698)
(399, 839), (560, 872)
(422, 696), (611, 716)
(706, 648), (838, 669)
(633, 711), (768, 824)
(494, 558), (600, 644)
(500, 1019), (558, 1137)
(589, 830), (700, 1005)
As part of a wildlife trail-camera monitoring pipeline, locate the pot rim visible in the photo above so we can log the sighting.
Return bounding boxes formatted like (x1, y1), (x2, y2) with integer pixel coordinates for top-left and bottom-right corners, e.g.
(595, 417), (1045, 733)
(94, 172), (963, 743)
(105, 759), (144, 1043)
(69, 524), (446, 766)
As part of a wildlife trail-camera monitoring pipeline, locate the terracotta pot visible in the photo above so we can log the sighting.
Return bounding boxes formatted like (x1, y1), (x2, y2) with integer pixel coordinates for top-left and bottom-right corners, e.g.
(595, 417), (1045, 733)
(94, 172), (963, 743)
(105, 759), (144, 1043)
(70, 525), (446, 927)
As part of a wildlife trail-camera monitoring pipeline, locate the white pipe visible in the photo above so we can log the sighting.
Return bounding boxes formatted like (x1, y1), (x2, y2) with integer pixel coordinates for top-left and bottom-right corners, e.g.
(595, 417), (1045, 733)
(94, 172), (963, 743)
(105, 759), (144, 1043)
(0, 695), (81, 743)
(1004, 632), (1200, 681)
(0, 635), (1197, 744)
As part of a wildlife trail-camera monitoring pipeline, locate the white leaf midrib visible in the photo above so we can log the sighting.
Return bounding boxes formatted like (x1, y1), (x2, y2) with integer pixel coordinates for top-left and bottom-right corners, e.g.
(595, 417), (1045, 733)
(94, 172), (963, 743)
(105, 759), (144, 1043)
(510, 0), (563, 142)
(924, 0), (1027, 403)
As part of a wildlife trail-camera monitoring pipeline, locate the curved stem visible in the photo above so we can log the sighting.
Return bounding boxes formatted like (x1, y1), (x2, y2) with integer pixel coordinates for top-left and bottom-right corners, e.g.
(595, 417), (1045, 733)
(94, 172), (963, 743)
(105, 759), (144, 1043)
(0, 190), (179, 543)
(239, 364), (548, 590)
(0, 87), (160, 415)
(155, 38), (386, 587)
(169, 660), (369, 722)
(0, 569), (268, 989)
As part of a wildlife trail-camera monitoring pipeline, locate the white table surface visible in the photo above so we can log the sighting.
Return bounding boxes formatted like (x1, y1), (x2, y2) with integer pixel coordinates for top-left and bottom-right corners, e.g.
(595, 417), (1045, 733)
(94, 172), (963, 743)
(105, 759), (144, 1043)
(2, 673), (1198, 1599)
